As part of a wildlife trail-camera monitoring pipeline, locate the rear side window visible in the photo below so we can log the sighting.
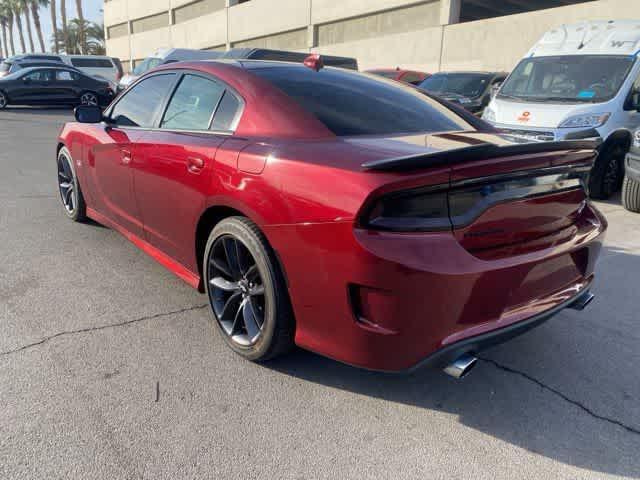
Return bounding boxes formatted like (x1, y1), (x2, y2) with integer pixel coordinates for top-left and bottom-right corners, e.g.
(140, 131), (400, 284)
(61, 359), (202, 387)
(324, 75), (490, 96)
(210, 91), (241, 131)
(56, 70), (79, 81)
(161, 74), (225, 131)
(252, 66), (469, 136)
(109, 74), (176, 127)
(71, 58), (114, 68)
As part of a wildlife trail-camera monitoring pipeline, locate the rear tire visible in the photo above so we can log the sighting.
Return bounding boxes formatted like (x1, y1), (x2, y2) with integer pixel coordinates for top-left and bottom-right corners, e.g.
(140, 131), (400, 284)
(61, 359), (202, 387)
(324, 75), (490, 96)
(622, 174), (640, 213)
(203, 217), (294, 362)
(57, 147), (87, 222)
(589, 142), (626, 199)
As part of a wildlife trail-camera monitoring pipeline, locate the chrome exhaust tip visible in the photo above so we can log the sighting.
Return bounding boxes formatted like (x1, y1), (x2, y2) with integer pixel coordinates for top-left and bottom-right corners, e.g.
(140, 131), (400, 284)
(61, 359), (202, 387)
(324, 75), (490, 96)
(568, 291), (595, 311)
(443, 353), (477, 379)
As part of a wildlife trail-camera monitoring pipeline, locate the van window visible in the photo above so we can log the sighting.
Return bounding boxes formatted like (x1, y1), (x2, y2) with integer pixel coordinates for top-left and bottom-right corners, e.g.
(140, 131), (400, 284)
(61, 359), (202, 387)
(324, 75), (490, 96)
(133, 57), (162, 76)
(70, 58), (114, 68)
(500, 55), (634, 103)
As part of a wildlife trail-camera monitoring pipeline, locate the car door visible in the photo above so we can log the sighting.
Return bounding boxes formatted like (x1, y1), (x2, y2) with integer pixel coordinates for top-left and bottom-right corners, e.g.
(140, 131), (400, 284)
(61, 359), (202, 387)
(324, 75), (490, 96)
(85, 72), (178, 238)
(54, 69), (82, 103)
(623, 68), (640, 132)
(13, 69), (56, 103)
(133, 72), (242, 270)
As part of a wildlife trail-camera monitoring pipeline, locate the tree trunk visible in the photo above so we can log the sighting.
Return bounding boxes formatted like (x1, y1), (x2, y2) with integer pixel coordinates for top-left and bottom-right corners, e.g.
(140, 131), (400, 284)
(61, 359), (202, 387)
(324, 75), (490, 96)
(0, 24), (4, 58)
(60, 0), (68, 54)
(30, 2), (45, 52)
(50, 0), (58, 53)
(22, 0), (34, 53)
(74, 0), (84, 54)
(14, 11), (26, 54)
(7, 15), (15, 56)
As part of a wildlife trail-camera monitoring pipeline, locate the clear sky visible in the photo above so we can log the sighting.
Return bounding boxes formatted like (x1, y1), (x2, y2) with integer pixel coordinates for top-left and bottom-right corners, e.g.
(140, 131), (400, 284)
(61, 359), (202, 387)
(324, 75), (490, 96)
(5, 0), (104, 55)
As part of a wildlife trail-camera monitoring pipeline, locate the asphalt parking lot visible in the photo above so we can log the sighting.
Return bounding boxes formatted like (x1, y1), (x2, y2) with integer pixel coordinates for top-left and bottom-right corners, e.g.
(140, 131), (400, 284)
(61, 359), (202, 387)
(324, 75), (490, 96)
(1, 107), (639, 480)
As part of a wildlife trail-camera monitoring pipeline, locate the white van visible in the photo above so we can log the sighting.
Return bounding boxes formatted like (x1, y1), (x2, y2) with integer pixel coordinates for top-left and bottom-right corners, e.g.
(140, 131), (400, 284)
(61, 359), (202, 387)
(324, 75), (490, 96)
(118, 48), (224, 90)
(62, 55), (122, 83)
(483, 20), (640, 199)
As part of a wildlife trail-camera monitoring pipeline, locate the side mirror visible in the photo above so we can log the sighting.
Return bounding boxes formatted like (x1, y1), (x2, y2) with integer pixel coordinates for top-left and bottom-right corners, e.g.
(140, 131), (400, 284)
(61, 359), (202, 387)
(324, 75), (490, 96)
(74, 105), (103, 124)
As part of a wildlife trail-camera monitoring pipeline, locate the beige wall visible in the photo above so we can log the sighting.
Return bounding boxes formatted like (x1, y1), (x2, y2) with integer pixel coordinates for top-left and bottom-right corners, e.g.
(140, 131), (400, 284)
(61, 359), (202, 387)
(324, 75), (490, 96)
(105, 0), (633, 73)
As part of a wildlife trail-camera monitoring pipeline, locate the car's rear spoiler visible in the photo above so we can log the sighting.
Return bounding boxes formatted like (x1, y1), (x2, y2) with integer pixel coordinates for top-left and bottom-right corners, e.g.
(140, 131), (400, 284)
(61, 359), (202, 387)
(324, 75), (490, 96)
(361, 139), (601, 172)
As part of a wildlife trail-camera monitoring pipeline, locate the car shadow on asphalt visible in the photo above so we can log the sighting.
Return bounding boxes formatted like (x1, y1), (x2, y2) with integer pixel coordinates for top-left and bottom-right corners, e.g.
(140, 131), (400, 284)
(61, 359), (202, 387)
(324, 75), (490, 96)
(262, 246), (640, 477)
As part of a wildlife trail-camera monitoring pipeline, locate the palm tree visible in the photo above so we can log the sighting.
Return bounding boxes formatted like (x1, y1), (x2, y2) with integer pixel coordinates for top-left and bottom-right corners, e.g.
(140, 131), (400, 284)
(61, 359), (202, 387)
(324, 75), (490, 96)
(30, 0), (47, 52)
(9, 0), (26, 53)
(49, 0), (56, 53)
(52, 18), (104, 55)
(21, 0), (34, 52)
(0, 2), (10, 57)
(74, 0), (82, 53)
(59, 0), (68, 54)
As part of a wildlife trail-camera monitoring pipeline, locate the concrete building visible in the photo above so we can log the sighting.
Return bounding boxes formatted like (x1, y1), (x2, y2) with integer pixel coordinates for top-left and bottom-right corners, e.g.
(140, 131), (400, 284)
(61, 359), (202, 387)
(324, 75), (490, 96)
(104, 0), (634, 73)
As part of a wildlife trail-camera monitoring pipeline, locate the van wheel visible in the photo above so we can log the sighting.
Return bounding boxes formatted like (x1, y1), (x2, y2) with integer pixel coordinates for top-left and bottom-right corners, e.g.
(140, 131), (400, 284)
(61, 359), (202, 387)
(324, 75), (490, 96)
(589, 142), (626, 199)
(622, 175), (640, 213)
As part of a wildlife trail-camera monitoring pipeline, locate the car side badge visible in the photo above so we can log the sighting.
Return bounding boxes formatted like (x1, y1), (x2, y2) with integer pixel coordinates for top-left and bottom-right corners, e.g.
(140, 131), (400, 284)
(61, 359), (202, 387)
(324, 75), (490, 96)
(303, 54), (324, 72)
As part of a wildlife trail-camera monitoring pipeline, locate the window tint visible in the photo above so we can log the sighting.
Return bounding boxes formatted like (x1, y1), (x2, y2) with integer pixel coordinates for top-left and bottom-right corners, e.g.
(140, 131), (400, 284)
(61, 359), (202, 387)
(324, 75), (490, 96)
(71, 58), (114, 68)
(110, 74), (176, 127)
(23, 69), (54, 82)
(252, 66), (469, 136)
(419, 73), (492, 98)
(161, 74), (225, 130)
(56, 70), (79, 81)
(211, 91), (241, 131)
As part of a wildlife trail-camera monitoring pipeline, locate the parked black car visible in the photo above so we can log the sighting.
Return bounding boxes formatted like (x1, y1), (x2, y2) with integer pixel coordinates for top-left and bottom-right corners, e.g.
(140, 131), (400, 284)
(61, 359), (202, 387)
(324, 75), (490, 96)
(0, 66), (114, 109)
(418, 71), (507, 115)
(622, 128), (640, 213)
(0, 60), (68, 78)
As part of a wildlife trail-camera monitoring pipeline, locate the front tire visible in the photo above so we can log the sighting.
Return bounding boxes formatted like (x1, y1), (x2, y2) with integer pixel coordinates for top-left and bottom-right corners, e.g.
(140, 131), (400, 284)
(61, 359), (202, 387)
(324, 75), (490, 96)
(0, 91), (8, 109)
(622, 174), (640, 213)
(79, 91), (99, 106)
(203, 217), (294, 361)
(57, 147), (87, 222)
(589, 142), (626, 199)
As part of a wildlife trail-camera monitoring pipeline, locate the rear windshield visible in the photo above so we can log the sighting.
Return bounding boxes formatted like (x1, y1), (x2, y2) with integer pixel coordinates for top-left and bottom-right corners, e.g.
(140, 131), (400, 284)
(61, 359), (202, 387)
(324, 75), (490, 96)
(251, 66), (471, 136)
(70, 58), (114, 68)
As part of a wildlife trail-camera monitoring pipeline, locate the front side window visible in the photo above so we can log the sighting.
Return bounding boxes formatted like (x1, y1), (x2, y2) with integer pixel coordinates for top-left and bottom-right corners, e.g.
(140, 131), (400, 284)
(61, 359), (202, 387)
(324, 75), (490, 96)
(161, 74), (225, 131)
(109, 74), (176, 127)
(500, 55), (634, 103)
(23, 69), (54, 82)
(0, 62), (11, 73)
(252, 66), (470, 136)
(419, 73), (492, 99)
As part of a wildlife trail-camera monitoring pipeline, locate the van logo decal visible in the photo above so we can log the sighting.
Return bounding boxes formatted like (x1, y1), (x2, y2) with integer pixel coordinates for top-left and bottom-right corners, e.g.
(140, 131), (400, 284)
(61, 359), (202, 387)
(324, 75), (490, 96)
(517, 111), (531, 122)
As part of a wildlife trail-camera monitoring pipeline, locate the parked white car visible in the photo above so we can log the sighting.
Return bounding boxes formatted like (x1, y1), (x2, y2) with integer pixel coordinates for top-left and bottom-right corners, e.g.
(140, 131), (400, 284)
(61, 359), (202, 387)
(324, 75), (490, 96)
(118, 48), (223, 90)
(483, 20), (640, 199)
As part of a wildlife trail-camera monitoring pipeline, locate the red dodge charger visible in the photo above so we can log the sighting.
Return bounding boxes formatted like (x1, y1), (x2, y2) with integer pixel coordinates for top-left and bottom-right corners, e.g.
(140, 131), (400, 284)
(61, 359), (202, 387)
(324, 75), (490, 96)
(57, 58), (606, 377)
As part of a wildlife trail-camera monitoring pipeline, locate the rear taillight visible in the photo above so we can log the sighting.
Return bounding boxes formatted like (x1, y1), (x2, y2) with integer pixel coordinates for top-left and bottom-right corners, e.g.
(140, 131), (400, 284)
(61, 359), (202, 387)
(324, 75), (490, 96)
(361, 186), (451, 232)
(360, 166), (590, 232)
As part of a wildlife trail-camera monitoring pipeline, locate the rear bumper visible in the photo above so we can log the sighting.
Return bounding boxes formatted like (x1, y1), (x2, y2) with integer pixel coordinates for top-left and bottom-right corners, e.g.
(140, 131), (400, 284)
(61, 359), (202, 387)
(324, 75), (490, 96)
(625, 150), (640, 182)
(405, 287), (593, 373)
(266, 202), (607, 372)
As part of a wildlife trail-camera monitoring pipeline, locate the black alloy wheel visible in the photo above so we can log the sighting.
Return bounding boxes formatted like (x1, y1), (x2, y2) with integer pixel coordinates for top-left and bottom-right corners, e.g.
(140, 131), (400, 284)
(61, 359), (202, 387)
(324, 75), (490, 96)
(208, 234), (267, 346)
(57, 147), (86, 221)
(203, 217), (294, 361)
(0, 91), (7, 109)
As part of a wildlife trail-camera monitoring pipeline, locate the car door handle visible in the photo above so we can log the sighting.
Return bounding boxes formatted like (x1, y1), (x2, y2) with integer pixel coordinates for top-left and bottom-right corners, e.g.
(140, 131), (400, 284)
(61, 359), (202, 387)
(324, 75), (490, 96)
(121, 149), (132, 165)
(187, 157), (205, 173)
